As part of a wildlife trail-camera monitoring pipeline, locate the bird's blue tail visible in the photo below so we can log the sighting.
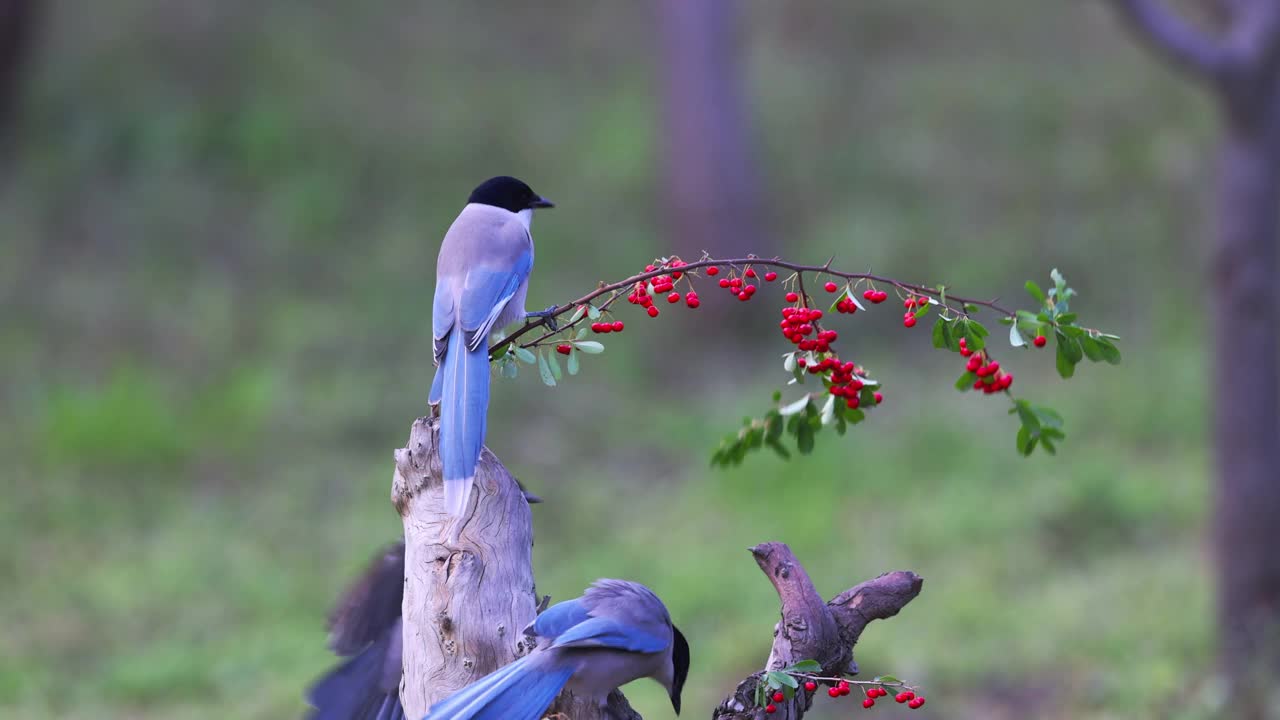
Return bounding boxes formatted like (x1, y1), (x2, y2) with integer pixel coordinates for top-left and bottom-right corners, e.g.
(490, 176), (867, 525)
(438, 329), (490, 517)
(422, 655), (573, 720)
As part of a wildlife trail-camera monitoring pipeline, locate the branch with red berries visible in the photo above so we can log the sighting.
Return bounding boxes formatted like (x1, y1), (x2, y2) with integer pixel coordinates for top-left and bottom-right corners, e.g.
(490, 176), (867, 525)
(487, 257), (1120, 460)
(711, 542), (924, 720)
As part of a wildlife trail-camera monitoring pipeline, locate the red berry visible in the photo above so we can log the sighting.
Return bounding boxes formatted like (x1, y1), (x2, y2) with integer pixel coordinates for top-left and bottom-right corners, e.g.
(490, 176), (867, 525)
(895, 692), (911, 704)
(746, 268), (757, 278)
(960, 347), (972, 357)
(647, 306), (659, 318)
(556, 344), (571, 355)
(687, 298), (701, 308)
(863, 698), (875, 709)
(824, 281), (838, 292)
(866, 689), (878, 699)
(772, 691), (785, 702)
(744, 284), (757, 295)
(959, 337), (967, 347)
(765, 271), (778, 282)
(837, 681), (850, 696)
(966, 356), (982, 372)
(909, 697), (925, 709)
(706, 266), (719, 276)
(738, 291), (750, 301)
(765, 703), (776, 714)
(719, 278), (730, 288)
(667, 291), (680, 304)
(903, 315), (917, 328)
(644, 264), (656, 272)
(611, 320), (624, 332)
(874, 391), (883, 404)
(828, 687), (840, 698)
(804, 681), (817, 692)
(1000, 373), (1013, 389)
(1033, 334), (1047, 347)
(874, 290), (888, 303)
(785, 292), (799, 303)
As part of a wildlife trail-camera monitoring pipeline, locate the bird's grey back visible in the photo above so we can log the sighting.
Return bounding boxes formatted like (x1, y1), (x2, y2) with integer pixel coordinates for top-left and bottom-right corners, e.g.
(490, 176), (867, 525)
(436, 204), (533, 277)
(582, 579), (673, 637)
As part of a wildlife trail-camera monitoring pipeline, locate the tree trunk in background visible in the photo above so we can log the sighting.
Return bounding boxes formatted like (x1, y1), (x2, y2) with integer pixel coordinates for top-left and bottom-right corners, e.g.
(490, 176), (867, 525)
(656, 0), (765, 261)
(0, 0), (37, 158)
(1211, 79), (1280, 715)
(1107, 2), (1280, 713)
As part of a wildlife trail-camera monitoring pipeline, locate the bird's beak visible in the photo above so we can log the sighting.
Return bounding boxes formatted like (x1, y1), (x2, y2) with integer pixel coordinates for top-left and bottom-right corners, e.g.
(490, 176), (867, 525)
(530, 196), (555, 209)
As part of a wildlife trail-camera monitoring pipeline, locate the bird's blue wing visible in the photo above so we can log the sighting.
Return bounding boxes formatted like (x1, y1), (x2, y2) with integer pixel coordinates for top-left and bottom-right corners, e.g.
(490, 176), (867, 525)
(531, 598), (591, 640)
(433, 280), (456, 344)
(549, 616), (668, 653)
(458, 248), (534, 346)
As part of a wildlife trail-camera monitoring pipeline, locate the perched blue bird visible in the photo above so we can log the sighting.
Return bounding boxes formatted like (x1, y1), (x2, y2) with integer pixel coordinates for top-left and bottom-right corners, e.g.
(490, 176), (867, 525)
(423, 579), (691, 720)
(306, 542), (406, 720)
(429, 176), (556, 517)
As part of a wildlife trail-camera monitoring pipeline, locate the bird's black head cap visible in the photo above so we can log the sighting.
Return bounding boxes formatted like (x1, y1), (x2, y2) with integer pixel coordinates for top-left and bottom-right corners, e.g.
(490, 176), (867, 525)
(670, 625), (691, 715)
(468, 176), (554, 213)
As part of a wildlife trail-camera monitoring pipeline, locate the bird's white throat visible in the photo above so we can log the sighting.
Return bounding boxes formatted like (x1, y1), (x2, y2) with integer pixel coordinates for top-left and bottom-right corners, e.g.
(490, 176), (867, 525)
(516, 208), (535, 230)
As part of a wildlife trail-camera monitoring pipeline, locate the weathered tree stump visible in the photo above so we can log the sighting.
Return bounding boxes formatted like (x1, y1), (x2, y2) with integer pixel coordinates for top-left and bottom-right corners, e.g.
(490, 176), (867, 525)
(713, 543), (923, 720)
(391, 416), (638, 719)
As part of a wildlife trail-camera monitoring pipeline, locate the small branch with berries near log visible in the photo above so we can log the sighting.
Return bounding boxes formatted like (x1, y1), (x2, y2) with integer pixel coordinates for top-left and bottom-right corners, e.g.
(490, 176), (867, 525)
(712, 543), (924, 719)
(486, 255), (1122, 463)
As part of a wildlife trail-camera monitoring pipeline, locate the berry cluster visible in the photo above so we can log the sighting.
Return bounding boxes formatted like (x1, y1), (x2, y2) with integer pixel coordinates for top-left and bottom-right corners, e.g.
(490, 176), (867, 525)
(627, 268), (699, 318)
(863, 288), (889, 304)
(762, 678), (927, 713)
(834, 295), (859, 314)
(959, 337), (1013, 394)
(589, 320), (626, 334)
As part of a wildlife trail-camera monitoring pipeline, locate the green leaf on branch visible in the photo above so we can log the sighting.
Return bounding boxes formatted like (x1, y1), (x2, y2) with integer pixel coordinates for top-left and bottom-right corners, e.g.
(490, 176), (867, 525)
(587, 304), (601, 320)
(1079, 335), (1105, 362)
(567, 350), (579, 376)
(1016, 425), (1038, 456)
(572, 340), (605, 354)
(796, 420), (815, 454)
(1055, 340), (1076, 379)
(549, 351), (563, 381)
(537, 351), (556, 386)
(1094, 335), (1122, 364)
(1025, 280), (1046, 304)
(767, 671), (799, 690)
(500, 356), (518, 378)
(961, 319), (988, 351)
(780, 395), (812, 416)
(514, 347), (537, 364)
(1009, 323), (1026, 348)
(955, 370), (977, 391)
(782, 660), (822, 674)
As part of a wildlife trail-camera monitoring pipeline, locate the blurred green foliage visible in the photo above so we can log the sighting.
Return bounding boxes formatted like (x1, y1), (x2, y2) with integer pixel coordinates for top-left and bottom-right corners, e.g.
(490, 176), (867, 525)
(0, 1), (1223, 718)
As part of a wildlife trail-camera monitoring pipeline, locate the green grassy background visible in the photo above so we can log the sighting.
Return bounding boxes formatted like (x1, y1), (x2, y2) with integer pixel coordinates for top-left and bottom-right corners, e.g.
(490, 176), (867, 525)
(1, 2), (1223, 718)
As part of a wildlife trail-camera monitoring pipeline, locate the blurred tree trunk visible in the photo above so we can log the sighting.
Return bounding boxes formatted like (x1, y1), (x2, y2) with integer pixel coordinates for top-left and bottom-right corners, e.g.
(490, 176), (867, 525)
(656, 0), (766, 261)
(0, 0), (38, 159)
(1109, 1), (1280, 715)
